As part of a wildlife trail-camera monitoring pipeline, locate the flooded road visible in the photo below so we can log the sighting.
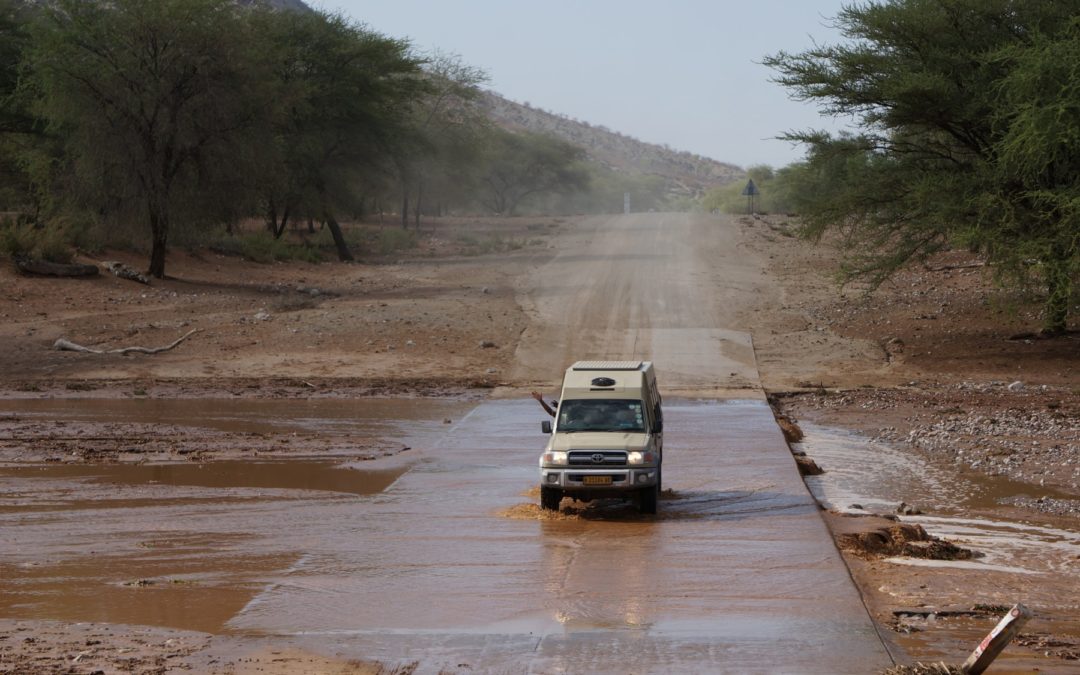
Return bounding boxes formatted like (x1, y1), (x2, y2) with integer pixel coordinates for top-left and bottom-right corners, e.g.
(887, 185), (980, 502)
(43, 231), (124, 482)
(0, 398), (892, 673)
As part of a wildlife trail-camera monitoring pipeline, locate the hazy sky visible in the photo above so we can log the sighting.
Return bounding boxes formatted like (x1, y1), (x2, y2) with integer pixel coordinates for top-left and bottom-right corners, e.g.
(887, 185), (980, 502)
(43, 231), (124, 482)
(323, 1), (855, 170)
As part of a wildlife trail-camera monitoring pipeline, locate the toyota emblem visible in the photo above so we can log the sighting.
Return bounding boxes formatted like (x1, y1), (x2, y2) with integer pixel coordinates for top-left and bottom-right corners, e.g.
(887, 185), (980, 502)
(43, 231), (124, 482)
(591, 453), (605, 464)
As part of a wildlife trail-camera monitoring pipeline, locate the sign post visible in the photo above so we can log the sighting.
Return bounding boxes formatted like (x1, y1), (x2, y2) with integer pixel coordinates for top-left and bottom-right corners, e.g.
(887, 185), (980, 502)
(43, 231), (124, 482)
(741, 179), (759, 215)
(962, 603), (1032, 674)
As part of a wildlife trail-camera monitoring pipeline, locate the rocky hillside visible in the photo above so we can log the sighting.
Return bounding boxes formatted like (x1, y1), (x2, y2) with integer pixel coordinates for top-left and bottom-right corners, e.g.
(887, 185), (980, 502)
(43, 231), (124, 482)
(480, 91), (743, 199)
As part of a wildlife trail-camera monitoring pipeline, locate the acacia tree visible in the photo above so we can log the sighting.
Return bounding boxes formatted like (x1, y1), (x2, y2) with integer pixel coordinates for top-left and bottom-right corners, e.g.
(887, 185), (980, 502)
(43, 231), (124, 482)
(988, 20), (1080, 333)
(478, 130), (589, 216)
(27, 0), (268, 278)
(0, 0), (38, 215)
(765, 0), (1080, 333)
(256, 9), (425, 259)
(394, 52), (488, 228)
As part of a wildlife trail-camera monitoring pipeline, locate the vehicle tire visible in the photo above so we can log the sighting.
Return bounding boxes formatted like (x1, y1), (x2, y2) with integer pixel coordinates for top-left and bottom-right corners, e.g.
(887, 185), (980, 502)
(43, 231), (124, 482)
(638, 483), (658, 515)
(540, 486), (562, 511)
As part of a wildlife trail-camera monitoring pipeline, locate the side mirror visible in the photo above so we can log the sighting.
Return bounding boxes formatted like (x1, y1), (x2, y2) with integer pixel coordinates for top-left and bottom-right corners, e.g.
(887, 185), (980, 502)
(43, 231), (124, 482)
(541, 420), (552, 434)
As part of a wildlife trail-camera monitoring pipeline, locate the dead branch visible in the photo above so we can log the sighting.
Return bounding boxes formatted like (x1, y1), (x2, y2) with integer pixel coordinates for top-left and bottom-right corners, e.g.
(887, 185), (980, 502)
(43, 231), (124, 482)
(53, 329), (199, 355)
(13, 255), (99, 278)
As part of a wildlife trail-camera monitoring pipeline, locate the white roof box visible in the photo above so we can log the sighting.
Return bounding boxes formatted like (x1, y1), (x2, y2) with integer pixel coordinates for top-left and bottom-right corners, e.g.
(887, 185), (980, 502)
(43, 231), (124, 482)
(571, 361), (644, 371)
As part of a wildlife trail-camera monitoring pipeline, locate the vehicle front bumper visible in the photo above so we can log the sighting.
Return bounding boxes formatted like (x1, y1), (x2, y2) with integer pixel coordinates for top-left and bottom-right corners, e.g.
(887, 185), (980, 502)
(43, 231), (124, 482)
(540, 466), (658, 492)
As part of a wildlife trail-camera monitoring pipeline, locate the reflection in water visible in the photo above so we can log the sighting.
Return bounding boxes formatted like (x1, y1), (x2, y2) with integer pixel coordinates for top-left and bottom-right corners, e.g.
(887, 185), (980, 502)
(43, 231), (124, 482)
(540, 518), (657, 633)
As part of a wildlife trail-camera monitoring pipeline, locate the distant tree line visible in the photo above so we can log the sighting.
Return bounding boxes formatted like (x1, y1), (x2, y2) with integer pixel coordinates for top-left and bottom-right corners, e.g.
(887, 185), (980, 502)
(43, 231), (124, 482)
(1, 0), (676, 277)
(758, 0), (1080, 334)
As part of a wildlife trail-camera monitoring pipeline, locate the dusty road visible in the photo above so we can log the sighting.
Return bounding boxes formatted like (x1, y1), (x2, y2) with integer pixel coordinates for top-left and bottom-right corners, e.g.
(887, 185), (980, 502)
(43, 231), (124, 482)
(511, 212), (761, 394)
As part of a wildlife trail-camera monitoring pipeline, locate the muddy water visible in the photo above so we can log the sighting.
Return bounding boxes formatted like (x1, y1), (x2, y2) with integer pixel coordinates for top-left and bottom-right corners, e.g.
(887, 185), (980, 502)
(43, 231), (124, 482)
(796, 423), (1080, 576)
(0, 460), (409, 633)
(0, 397), (470, 438)
(795, 424), (1080, 671)
(0, 460), (404, 503)
(0, 399), (892, 672)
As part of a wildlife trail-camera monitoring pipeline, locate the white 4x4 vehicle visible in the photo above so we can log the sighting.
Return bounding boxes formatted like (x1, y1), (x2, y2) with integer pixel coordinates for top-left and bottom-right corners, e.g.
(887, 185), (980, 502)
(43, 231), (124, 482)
(539, 361), (663, 514)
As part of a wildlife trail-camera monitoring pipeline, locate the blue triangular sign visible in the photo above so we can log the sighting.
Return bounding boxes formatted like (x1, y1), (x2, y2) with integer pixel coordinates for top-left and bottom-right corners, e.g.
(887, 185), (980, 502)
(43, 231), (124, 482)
(741, 178), (759, 196)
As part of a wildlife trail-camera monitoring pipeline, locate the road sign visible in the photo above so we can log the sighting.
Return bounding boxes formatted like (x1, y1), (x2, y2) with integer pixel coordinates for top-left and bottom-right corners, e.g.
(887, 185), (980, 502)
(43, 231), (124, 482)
(741, 179), (759, 214)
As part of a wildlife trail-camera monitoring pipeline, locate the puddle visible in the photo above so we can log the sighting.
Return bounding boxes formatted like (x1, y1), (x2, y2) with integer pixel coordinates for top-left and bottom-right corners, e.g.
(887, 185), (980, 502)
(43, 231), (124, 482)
(795, 423), (1080, 576)
(0, 460), (406, 633)
(0, 547), (294, 634)
(0, 460), (406, 497)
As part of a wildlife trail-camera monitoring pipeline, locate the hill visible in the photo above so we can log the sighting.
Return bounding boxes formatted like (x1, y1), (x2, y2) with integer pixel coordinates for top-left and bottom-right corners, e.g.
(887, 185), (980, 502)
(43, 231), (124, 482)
(237, 1), (741, 199)
(479, 91), (744, 199)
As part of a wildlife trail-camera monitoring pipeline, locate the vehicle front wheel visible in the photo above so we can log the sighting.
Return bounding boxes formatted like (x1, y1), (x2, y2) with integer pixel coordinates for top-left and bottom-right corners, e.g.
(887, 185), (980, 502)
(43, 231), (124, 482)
(637, 483), (658, 515)
(540, 486), (562, 511)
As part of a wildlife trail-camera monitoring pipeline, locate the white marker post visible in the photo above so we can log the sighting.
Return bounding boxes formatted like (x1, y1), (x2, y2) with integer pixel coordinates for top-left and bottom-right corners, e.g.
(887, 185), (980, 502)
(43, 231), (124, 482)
(961, 603), (1032, 675)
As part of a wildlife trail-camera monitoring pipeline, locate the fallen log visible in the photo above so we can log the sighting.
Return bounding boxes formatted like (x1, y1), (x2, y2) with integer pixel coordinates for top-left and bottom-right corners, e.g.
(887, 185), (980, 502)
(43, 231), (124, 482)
(14, 256), (99, 278)
(103, 261), (151, 285)
(54, 328), (199, 355)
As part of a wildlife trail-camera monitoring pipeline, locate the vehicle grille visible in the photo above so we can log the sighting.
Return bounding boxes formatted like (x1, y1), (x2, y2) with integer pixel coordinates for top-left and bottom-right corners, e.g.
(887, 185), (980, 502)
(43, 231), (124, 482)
(568, 451), (627, 466)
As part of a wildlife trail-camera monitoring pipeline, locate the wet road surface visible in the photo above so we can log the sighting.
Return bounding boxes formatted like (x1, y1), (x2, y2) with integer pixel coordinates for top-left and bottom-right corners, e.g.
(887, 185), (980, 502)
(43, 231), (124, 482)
(1, 399), (893, 673)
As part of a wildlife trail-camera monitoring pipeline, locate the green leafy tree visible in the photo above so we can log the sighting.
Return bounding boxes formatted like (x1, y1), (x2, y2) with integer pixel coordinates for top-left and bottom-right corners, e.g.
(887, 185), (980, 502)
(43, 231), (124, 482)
(478, 130), (589, 216)
(255, 8), (425, 258)
(764, 0), (1080, 333)
(397, 51), (489, 228)
(0, 0), (38, 215)
(988, 20), (1080, 333)
(27, 0), (270, 278)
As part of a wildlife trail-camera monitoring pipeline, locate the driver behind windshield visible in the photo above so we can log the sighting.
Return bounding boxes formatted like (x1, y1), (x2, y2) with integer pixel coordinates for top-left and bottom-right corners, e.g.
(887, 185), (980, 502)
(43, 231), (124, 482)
(558, 400), (644, 432)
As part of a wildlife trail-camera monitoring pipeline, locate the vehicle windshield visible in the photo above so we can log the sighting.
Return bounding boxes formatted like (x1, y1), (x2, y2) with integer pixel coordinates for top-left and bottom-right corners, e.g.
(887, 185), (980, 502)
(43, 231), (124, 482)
(557, 399), (646, 432)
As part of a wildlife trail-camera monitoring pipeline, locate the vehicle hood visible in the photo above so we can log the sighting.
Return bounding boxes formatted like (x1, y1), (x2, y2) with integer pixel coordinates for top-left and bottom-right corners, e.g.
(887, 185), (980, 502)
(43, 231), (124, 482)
(549, 432), (649, 452)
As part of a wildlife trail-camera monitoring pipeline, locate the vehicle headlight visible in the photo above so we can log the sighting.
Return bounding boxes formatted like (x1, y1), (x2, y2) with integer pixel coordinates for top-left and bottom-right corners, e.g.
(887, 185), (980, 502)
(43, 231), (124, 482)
(542, 451), (568, 466)
(627, 451), (655, 465)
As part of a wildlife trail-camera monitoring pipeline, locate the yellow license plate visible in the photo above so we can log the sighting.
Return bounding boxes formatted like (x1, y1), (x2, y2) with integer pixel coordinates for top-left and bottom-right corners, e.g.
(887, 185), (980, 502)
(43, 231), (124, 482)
(583, 475), (612, 486)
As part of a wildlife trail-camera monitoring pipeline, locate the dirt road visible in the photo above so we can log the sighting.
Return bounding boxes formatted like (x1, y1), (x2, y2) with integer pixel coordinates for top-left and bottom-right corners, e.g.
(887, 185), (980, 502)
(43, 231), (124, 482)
(511, 213), (760, 394)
